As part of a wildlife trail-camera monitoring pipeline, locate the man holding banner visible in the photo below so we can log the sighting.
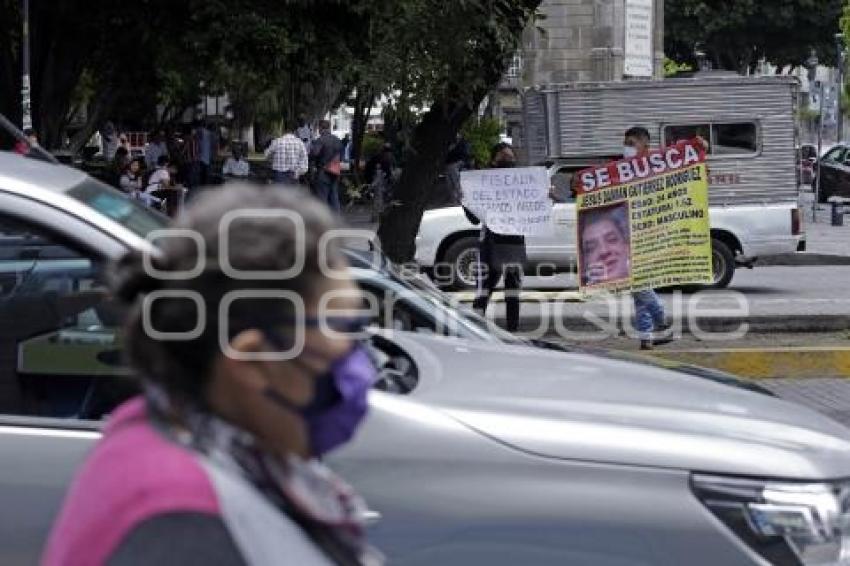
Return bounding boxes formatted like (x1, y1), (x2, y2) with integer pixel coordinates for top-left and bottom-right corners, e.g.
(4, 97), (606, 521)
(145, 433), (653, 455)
(576, 127), (713, 350)
(461, 143), (553, 332)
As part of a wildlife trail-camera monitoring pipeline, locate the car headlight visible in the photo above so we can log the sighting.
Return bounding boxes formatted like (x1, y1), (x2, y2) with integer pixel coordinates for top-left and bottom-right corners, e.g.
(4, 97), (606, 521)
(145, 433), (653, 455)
(692, 474), (850, 565)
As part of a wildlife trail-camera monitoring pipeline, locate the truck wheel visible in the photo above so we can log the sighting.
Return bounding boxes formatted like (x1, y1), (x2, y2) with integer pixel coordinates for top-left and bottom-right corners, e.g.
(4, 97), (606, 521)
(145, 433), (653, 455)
(440, 236), (480, 291)
(710, 238), (735, 289)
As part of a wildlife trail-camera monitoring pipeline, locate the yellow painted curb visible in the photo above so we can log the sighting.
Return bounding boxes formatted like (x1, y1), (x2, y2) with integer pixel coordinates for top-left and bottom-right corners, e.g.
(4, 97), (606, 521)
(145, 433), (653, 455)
(651, 347), (850, 379)
(448, 290), (585, 303)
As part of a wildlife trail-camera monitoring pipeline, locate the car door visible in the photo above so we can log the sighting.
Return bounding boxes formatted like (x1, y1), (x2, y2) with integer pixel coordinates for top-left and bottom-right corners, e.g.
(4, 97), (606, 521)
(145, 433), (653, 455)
(0, 207), (135, 564)
(524, 165), (577, 269)
(838, 149), (850, 198)
(818, 146), (846, 199)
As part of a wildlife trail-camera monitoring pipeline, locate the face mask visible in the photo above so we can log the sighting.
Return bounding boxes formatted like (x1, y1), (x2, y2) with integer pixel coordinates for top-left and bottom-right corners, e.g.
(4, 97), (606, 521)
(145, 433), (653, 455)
(264, 343), (375, 457)
(623, 146), (638, 158)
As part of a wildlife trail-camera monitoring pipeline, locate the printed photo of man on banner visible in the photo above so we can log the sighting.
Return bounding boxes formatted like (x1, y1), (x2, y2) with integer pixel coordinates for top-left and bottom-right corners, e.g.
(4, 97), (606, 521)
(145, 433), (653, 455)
(575, 138), (713, 294)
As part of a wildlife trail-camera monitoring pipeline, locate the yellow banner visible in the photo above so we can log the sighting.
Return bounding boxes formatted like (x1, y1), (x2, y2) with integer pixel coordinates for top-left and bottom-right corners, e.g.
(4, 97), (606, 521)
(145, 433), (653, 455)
(577, 141), (712, 293)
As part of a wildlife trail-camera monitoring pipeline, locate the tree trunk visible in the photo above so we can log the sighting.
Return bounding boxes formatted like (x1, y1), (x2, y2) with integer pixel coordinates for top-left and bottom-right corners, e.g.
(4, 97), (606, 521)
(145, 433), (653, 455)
(67, 91), (117, 155)
(0, 0), (21, 128)
(350, 89), (374, 182)
(377, 100), (472, 262)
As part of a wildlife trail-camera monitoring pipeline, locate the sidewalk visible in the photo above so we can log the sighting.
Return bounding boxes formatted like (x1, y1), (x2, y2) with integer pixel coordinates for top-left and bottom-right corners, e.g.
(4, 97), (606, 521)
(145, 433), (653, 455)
(759, 190), (850, 266)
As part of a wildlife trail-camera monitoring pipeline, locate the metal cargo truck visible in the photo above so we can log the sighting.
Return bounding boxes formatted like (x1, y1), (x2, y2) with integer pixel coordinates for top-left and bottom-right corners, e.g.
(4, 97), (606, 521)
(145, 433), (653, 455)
(414, 75), (806, 290)
(521, 75), (801, 205)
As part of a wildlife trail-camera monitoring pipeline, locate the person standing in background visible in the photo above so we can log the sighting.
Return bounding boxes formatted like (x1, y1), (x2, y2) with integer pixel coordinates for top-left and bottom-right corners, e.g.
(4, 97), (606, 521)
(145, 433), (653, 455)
(309, 120), (343, 212)
(101, 121), (118, 160)
(622, 126), (672, 350)
(467, 143), (527, 332)
(222, 143), (251, 179)
(197, 121), (217, 186)
(265, 119), (309, 186)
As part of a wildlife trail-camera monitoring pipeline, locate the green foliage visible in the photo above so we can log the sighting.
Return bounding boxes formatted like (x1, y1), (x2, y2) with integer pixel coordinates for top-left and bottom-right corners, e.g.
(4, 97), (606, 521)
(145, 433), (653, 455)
(663, 58), (693, 77)
(461, 118), (502, 168)
(666, 0), (844, 73)
(798, 107), (821, 123)
(360, 133), (385, 160)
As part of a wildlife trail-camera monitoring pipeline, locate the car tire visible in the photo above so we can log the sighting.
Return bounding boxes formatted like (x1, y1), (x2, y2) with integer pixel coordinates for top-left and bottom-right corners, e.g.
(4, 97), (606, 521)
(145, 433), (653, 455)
(440, 236), (480, 291)
(709, 238), (735, 289)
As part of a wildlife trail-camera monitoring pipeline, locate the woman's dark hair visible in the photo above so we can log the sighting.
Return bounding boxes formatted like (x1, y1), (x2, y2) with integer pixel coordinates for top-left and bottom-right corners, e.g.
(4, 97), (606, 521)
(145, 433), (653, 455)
(625, 127), (651, 143)
(112, 184), (343, 404)
(156, 154), (170, 167)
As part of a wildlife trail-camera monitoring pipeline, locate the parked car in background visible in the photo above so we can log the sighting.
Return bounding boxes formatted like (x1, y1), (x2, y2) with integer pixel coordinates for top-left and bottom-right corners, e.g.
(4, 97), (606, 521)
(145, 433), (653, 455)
(814, 142), (850, 202)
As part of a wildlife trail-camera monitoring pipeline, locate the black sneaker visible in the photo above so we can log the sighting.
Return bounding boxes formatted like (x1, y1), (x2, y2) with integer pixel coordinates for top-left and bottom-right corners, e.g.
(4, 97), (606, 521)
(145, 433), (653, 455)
(651, 334), (676, 347)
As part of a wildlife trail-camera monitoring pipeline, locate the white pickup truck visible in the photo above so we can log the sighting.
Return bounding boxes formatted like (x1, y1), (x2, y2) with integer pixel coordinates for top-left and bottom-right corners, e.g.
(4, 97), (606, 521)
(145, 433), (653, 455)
(415, 76), (806, 290)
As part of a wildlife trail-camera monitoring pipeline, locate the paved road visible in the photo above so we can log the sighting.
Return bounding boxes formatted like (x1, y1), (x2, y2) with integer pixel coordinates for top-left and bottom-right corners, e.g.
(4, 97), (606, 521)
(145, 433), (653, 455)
(477, 265), (850, 320)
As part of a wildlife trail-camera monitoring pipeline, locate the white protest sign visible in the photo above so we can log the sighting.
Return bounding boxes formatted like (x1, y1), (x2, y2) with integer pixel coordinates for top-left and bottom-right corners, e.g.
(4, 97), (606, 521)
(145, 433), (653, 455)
(461, 167), (553, 236)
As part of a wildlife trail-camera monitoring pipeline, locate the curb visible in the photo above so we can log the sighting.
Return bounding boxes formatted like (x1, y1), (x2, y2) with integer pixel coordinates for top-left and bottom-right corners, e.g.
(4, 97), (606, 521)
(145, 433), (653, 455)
(449, 290), (585, 303)
(756, 253), (850, 267)
(500, 314), (850, 335)
(649, 347), (850, 379)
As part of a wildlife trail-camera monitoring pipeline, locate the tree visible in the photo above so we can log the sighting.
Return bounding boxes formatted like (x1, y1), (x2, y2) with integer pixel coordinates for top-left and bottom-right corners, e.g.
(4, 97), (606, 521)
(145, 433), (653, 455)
(0, 0), (366, 149)
(666, 0), (844, 74)
(369, 0), (542, 262)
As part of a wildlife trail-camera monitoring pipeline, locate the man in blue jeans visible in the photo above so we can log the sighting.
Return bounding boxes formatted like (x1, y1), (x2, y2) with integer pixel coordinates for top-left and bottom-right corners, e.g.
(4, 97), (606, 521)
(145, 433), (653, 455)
(623, 127), (673, 350)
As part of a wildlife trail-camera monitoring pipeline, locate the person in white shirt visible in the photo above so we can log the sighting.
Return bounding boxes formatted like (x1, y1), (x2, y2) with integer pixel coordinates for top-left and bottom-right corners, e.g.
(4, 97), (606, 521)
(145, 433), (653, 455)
(222, 145), (251, 178)
(264, 120), (309, 185)
(139, 155), (170, 208)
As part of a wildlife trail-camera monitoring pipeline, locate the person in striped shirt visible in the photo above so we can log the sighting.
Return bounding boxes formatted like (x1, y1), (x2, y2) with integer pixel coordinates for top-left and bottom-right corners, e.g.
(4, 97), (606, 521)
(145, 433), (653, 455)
(265, 120), (309, 185)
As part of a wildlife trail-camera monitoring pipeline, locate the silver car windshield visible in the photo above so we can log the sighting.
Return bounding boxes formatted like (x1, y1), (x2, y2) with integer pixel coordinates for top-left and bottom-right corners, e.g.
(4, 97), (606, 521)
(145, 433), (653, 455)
(66, 179), (167, 238)
(383, 263), (527, 345)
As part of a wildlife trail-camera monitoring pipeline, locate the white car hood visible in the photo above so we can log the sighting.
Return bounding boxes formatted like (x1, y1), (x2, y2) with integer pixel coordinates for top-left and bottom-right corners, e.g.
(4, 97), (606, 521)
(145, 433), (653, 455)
(388, 333), (850, 479)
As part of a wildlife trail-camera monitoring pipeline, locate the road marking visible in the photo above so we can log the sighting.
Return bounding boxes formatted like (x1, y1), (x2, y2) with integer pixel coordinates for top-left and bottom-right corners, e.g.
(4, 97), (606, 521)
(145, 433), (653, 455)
(651, 347), (850, 379)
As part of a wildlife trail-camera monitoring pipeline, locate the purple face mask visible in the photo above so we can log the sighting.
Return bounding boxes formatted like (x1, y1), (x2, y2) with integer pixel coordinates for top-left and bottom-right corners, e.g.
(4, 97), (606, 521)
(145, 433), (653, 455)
(265, 343), (375, 457)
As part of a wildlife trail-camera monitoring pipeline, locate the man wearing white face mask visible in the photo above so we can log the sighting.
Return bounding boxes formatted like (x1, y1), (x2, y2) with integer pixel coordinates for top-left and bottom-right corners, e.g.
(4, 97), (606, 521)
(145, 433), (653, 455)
(623, 127), (673, 350)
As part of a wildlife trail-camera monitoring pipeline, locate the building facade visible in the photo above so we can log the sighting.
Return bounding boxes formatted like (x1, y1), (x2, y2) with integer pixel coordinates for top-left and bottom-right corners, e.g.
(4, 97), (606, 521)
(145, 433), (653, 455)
(521, 0), (665, 86)
(495, 0), (664, 147)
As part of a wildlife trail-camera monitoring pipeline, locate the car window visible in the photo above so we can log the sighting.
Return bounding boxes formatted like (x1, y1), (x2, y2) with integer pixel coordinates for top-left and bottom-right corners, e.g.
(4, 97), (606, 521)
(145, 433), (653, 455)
(712, 123), (757, 155)
(664, 124), (711, 148)
(65, 178), (167, 239)
(664, 122), (758, 156)
(823, 147), (846, 163)
(0, 215), (137, 422)
(359, 281), (438, 334)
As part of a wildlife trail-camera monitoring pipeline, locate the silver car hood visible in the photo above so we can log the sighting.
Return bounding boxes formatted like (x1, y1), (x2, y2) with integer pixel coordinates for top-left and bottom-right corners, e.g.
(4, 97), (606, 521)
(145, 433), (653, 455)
(388, 332), (850, 479)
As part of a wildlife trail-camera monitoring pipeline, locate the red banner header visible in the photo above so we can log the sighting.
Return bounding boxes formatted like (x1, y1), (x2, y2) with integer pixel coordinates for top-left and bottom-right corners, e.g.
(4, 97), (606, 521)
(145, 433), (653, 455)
(576, 139), (707, 195)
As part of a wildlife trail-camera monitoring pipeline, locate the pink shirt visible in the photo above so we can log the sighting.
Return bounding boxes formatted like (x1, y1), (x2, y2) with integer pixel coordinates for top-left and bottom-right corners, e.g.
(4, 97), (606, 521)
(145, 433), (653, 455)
(42, 398), (220, 566)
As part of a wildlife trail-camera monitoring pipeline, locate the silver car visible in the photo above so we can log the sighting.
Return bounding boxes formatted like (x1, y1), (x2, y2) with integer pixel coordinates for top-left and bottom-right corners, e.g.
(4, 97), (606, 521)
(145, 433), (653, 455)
(1, 153), (850, 565)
